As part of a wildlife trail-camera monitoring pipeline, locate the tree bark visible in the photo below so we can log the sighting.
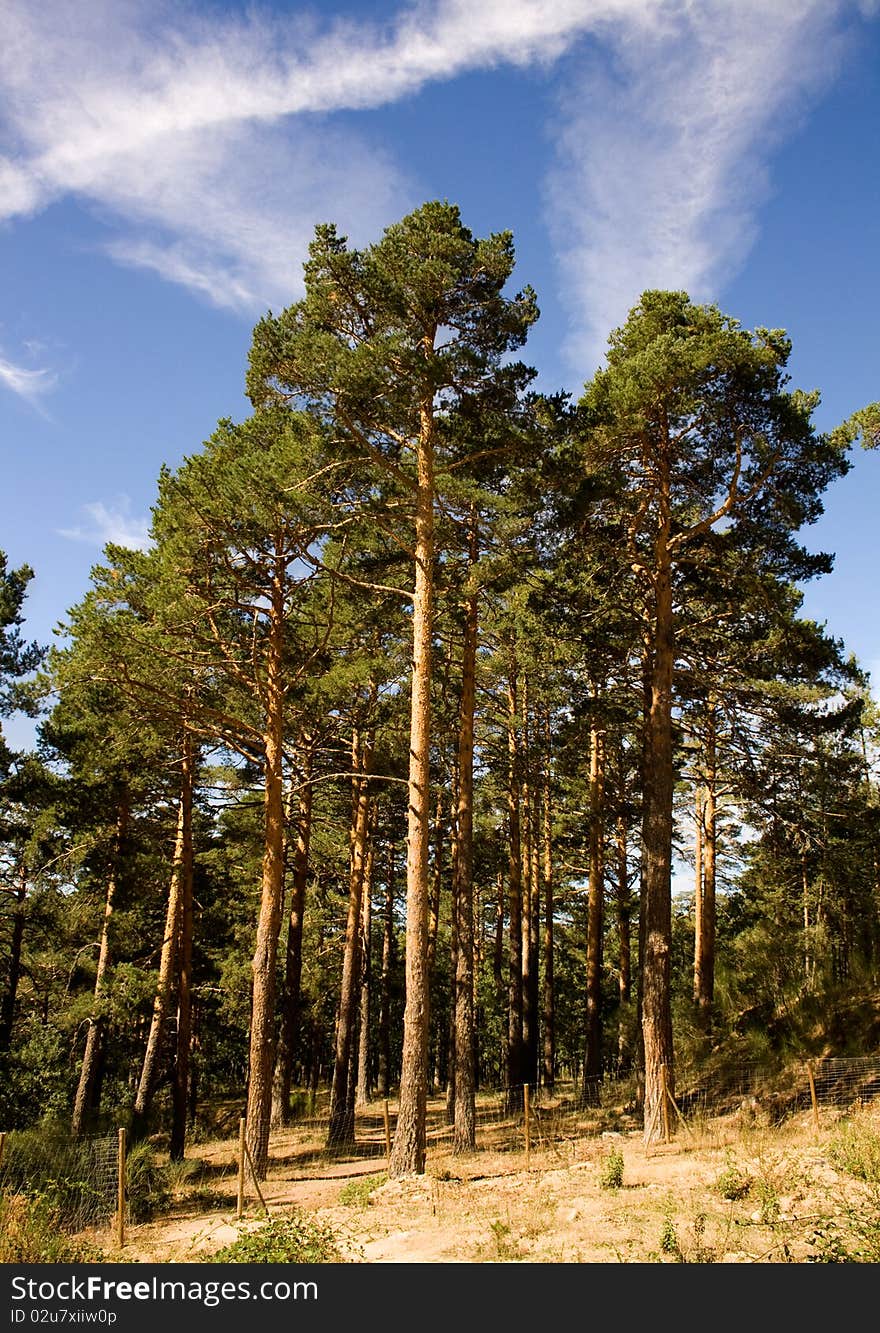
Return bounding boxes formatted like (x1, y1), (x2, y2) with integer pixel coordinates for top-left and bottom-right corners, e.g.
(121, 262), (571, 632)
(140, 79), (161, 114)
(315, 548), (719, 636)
(0, 863), (27, 1052)
(453, 525), (478, 1153)
(692, 784), (704, 1007)
(584, 714), (605, 1102)
(377, 842), (395, 1098)
(505, 669), (524, 1112)
(640, 485), (676, 1145)
(133, 735), (194, 1133)
(615, 808), (632, 1070)
(389, 395), (434, 1178)
(169, 733), (195, 1161)
(244, 555), (287, 1179)
(272, 746), (313, 1128)
(520, 678), (539, 1089)
(355, 822), (376, 1107)
(540, 709), (555, 1090)
(426, 787), (444, 1093)
(72, 794), (129, 1137)
(328, 727), (373, 1146)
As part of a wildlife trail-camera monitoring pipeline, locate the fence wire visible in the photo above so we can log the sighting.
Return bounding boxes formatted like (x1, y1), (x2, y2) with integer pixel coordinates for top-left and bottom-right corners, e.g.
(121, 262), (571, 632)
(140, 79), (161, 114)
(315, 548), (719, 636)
(0, 1128), (119, 1231)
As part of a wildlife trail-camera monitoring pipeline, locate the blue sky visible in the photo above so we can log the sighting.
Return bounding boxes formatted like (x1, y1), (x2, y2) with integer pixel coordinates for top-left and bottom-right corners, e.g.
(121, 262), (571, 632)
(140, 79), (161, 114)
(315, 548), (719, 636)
(1, 0), (879, 750)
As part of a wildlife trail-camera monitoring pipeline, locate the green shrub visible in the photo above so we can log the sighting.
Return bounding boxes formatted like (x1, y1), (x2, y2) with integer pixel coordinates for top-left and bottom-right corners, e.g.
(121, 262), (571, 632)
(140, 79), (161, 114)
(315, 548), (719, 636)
(808, 1185), (880, 1262)
(828, 1117), (880, 1183)
(207, 1211), (349, 1263)
(338, 1172), (386, 1207)
(0, 1127), (171, 1228)
(124, 1142), (170, 1221)
(715, 1156), (752, 1201)
(659, 1208), (680, 1258)
(598, 1145), (624, 1190)
(0, 1126), (117, 1228)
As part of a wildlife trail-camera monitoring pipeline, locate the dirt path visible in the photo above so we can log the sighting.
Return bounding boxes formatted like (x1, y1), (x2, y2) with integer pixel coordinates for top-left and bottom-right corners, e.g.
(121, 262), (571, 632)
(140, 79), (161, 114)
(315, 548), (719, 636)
(113, 1101), (864, 1264)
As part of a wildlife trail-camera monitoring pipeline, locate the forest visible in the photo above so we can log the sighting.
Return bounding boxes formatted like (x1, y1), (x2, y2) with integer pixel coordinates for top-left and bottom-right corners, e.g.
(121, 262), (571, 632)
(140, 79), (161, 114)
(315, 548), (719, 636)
(2, 200), (879, 1192)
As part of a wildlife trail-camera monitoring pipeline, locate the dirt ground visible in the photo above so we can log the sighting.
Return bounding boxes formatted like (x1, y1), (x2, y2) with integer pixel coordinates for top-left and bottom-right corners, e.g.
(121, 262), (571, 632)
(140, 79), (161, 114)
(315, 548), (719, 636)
(108, 1092), (879, 1265)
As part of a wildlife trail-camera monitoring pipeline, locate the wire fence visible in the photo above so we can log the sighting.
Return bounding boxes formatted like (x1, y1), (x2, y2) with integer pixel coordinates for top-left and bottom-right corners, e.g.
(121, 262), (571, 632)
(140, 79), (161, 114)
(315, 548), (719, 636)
(270, 1054), (880, 1167)
(3, 1054), (880, 1237)
(0, 1126), (122, 1233)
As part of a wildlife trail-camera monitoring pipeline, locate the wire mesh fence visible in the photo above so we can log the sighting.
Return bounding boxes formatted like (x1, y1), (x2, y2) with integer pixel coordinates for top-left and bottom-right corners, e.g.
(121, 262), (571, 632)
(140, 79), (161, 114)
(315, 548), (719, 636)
(3, 1054), (880, 1237)
(0, 1126), (122, 1232)
(274, 1054), (880, 1165)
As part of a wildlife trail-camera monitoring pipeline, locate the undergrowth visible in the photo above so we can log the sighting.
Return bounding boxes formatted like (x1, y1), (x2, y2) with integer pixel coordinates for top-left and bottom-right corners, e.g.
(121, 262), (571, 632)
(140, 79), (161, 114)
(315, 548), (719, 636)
(207, 1210), (352, 1263)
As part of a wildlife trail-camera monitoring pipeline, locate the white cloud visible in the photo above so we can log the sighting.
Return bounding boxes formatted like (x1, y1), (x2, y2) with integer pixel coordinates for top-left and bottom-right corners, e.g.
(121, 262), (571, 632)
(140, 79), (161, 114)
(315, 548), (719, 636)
(0, 0), (638, 311)
(0, 0), (871, 335)
(0, 352), (57, 403)
(59, 498), (151, 552)
(545, 0), (856, 379)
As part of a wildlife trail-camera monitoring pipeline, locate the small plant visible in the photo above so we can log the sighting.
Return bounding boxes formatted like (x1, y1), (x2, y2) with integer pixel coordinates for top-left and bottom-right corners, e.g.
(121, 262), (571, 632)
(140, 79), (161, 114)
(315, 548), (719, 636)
(659, 1207), (680, 1259)
(488, 1218), (521, 1261)
(125, 1142), (170, 1221)
(828, 1115), (880, 1183)
(207, 1211), (349, 1263)
(685, 1211), (717, 1263)
(598, 1145), (624, 1190)
(808, 1184), (880, 1263)
(715, 1155), (752, 1201)
(338, 1172), (386, 1207)
(754, 1177), (780, 1224)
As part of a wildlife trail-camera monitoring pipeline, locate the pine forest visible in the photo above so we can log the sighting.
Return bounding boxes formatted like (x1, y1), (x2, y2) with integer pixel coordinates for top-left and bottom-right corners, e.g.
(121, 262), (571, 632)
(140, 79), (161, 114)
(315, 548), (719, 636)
(2, 202), (880, 1261)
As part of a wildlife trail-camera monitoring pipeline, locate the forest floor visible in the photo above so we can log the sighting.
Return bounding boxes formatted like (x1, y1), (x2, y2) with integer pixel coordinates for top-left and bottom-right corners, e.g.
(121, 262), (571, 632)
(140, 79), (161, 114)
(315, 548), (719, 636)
(100, 1088), (880, 1264)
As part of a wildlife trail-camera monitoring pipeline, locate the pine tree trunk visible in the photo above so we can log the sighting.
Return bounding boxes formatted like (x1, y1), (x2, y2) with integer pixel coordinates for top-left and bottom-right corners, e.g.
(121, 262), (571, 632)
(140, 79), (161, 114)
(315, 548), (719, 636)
(245, 561), (287, 1180)
(170, 734), (195, 1161)
(584, 716), (605, 1102)
(426, 788), (444, 1093)
(72, 795), (129, 1137)
(134, 737), (193, 1132)
(700, 769), (716, 1021)
(0, 863), (26, 1052)
(271, 748), (313, 1127)
(520, 678), (539, 1089)
(641, 507), (676, 1145)
(540, 710), (555, 1090)
(694, 702), (717, 1030)
(328, 729), (373, 1146)
(389, 398), (434, 1178)
(615, 803), (632, 1071)
(505, 669), (524, 1112)
(692, 785), (704, 1006)
(493, 871), (504, 993)
(355, 827), (375, 1107)
(453, 533), (478, 1153)
(377, 843), (395, 1098)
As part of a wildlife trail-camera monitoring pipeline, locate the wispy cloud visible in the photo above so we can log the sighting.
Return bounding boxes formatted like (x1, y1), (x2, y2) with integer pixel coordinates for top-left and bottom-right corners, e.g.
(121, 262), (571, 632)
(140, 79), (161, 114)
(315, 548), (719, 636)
(59, 498), (151, 552)
(0, 1), (670, 310)
(0, 351), (57, 404)
(0, 0), (626, 311)
(545, 0), (857, 378)
(0, 0), (871, 338)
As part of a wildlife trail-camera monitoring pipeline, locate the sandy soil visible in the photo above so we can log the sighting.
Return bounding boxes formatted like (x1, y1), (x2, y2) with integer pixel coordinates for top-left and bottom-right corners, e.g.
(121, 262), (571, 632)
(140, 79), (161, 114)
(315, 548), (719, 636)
(104, 1093), (878, 1265)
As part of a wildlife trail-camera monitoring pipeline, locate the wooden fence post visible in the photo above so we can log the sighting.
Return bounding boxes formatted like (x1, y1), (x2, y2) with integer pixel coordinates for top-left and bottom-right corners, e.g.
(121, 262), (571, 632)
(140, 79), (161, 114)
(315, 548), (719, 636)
(0, 1130), (6, 1174)
(660, 1065), (671, 1145)
(807, 1061), (820, 1136)
(236, 1117), (247, 1220)
(116, 1127), (126, 1249)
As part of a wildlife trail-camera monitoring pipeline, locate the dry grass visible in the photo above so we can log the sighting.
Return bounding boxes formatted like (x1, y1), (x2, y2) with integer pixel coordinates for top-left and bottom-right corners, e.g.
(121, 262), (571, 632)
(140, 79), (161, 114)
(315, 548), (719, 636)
(82, 1089), (880, 1265)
